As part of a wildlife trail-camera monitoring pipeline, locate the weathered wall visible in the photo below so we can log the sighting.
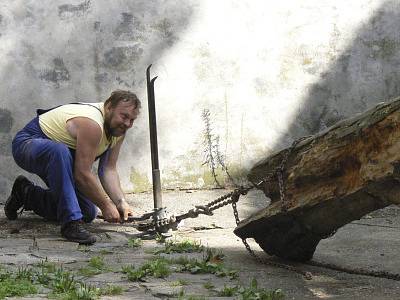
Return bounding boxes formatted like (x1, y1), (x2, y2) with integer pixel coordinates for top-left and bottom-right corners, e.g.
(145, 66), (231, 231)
(0, 0), (399, 194)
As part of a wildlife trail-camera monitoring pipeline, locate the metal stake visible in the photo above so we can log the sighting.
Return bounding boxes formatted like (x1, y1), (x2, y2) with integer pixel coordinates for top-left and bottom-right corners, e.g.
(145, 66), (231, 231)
(146, 64), (162, 209)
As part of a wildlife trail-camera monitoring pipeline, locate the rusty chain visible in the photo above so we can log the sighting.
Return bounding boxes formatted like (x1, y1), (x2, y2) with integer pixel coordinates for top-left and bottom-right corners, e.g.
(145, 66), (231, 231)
(136, 186), (253, 232)
(277, 138), (308, 212)
(232, 200), (313, 279)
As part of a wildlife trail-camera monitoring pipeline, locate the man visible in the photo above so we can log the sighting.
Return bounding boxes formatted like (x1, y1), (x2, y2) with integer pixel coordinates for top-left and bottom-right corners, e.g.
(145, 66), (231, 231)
(5, 90), (140, 244)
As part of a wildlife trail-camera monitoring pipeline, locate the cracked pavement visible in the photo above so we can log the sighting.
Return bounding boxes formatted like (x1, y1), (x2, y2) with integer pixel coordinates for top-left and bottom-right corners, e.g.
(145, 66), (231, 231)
(1, 189), (400, 299)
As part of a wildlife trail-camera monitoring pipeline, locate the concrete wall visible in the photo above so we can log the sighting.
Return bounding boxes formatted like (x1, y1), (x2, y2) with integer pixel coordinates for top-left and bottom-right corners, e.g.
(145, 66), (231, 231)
(1, 0), (399, 194)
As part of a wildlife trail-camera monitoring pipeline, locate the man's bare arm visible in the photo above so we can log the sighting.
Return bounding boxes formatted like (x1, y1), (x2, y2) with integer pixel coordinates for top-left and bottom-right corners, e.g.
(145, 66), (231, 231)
(98, 136), (124, 201)
(69, 117), (120, 223)
(98, 136), (133, 220)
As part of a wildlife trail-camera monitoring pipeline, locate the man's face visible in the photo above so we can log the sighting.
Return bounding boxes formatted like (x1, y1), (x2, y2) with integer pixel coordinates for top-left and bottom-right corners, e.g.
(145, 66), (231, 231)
(104, 101), (139, 137)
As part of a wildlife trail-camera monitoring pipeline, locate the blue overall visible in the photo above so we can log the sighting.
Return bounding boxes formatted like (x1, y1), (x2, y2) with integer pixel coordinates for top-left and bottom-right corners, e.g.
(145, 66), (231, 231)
(11, 108), (110, 226)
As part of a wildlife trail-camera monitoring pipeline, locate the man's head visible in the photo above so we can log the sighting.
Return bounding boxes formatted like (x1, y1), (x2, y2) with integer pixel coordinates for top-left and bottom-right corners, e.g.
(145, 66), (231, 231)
(104, 90), (141, 137)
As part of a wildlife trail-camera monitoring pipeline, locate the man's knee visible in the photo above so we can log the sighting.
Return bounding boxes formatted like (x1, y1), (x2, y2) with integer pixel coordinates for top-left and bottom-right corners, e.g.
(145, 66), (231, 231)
(52, 143), (70, 155)
(51, 143), (72, 162)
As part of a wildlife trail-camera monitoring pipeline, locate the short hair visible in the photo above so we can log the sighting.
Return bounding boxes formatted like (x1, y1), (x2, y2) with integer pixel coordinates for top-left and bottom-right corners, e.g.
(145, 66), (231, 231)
(104, 90), (141, 110)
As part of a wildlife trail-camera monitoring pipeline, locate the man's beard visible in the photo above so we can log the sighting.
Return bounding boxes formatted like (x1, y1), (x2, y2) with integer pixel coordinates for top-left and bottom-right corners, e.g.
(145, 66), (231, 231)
(104, 116), (126, 138)
(104, 114), (118, 138)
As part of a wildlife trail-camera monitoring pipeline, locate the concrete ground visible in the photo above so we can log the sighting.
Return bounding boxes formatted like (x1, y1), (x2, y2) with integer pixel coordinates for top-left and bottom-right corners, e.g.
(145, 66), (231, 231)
(1, 188), (400, 299)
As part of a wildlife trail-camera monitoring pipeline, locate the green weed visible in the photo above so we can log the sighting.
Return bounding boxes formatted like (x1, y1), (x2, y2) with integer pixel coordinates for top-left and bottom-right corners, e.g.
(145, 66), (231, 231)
(71, 283), (99, 300)
(155, 232), (166, 243)
(51, 268), (76, 294)
(0, 263), (126, 300)
(37, 260), (58, 273)
(170, 256), (237, 279)
(56, 282), (99, 300)
(99, 284), (124, 296)
(155, 239), (204, 254)
(203, 281), (214, 290)
(99, 249), (114, 255)
(15, 266), (35, 280)
(217, 284), (238, 296)
(88, 256), (105, 269)
(79, 256), (110, 277)
(0, 278), (38, 299)
(77, 245), (91, 253)
(127, 238), (143, 248)
(122, 257), (171, 281)
(238, 278), (285, 300)
(170, 279), (190, 286)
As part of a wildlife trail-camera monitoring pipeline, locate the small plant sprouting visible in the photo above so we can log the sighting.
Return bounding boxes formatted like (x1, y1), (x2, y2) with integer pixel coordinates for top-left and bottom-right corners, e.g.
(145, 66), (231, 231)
(202, 108), (239, 188)
(218, 284), (238, 296)
(37, 260), (57, 273)
(202, 108), (222, 188)
(155, 232), (166, 243)
(77, 245), (91, 253)
(88, 256), (105, 269)
(122, 257), (171, 282)
(170, 279), (190, 286)
(0, 263), (127, 300)
(169, 254), (237, 280)
(127, 237), (143, 248)
(154, 239), (204, 254)
(238, 278), (285, 300)
(99, 249), (114, 255)
(15, 267), (34, 281)
(51, 268), (76, 294)
(99, 284), (125, 296)
(79, 256), (111, 277)
(203, 281), (214, 290)
(72, 282), (100, 300)
(0, 268), (38, 299)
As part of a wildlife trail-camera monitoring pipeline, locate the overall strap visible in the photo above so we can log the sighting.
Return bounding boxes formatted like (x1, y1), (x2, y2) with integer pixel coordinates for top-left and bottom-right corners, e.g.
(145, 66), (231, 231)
(36, 102), (103, 116)
(69, 102), (103, 117)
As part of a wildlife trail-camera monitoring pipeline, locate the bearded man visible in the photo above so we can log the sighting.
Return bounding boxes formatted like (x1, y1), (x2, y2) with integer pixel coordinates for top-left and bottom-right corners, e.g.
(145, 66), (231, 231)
(5, 90), (140, 244)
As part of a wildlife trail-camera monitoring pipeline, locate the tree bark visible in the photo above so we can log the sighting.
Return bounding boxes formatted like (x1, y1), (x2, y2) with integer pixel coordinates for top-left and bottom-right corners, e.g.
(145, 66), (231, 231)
(234, 97), (400, 261)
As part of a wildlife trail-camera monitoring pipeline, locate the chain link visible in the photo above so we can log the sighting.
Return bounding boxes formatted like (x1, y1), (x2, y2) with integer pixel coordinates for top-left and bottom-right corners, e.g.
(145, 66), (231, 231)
(277, 139), (304, 212)
(231, 199), (312, 279)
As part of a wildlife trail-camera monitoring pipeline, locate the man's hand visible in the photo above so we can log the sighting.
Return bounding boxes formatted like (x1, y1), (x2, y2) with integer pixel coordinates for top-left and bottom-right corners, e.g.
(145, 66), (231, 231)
(115, 199), (133, 221)
(101, 202), (121, 223)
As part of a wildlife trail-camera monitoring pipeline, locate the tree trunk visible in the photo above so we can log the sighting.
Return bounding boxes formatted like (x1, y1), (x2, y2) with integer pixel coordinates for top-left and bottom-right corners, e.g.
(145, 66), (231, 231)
(234, 97), (400, 261)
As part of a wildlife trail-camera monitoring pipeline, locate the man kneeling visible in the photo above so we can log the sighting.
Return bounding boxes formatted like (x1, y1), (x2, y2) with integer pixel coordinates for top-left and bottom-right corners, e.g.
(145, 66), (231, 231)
(5, 90), (140, 244)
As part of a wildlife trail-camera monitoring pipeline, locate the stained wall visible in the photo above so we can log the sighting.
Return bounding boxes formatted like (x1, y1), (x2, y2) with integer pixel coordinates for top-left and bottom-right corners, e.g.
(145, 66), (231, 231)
(0, 0), (399, 193)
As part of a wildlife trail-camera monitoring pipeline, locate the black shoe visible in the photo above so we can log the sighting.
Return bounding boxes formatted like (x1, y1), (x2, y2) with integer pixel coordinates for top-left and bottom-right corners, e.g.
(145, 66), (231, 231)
(61, 220), (97, 245)
(4, 175), (33, 220)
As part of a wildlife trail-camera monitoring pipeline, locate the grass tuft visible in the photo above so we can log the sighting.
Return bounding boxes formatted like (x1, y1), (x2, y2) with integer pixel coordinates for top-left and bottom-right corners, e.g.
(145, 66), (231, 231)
(127, 238), (143, 248)
(170, 279), (190, 286)
(154, 239), (204, 254)
(79, 256), (111, 277)
(122, 257), (171, 281)
(99, 284), (124, 296)
(0, 277), (37, 299)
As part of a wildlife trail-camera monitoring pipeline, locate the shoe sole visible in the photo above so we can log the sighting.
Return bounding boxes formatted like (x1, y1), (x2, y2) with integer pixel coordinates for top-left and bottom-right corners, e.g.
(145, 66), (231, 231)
(4, 195), (18, 220)
(4, 175), (31, 220)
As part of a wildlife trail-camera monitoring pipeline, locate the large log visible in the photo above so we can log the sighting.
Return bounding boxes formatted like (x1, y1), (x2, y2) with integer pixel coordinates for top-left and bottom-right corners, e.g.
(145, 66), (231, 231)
(234, 97), (400, 261)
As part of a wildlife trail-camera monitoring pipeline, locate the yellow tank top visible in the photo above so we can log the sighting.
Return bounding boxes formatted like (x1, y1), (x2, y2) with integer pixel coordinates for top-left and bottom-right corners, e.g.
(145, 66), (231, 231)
(38, 102), (120, 156)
